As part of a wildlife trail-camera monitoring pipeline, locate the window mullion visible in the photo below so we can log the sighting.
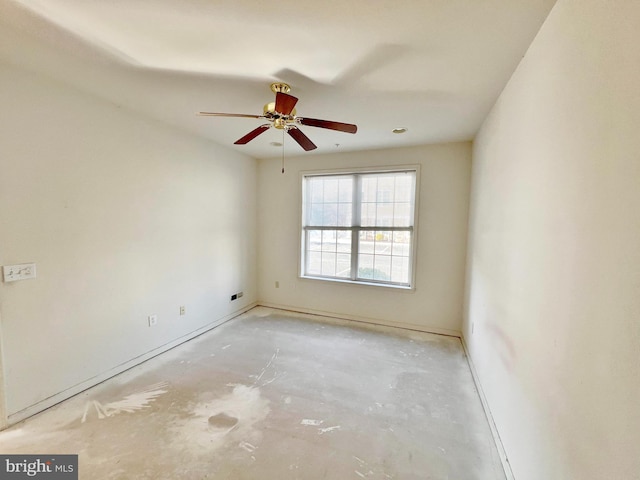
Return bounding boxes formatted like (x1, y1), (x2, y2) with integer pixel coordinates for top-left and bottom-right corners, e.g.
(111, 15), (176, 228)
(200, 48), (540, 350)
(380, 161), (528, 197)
(350, 174), (361, 281)
(303, 178), (312, 276)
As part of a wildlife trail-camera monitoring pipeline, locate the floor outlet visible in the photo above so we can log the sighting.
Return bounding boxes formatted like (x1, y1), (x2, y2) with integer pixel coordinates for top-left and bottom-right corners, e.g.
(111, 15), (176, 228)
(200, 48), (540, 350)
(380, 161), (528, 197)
(148, 315), (158, 327)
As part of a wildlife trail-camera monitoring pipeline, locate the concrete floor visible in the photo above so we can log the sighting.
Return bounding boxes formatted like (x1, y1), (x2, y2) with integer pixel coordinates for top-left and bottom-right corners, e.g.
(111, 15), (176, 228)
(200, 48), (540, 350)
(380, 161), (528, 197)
(0, 307), (505, 479)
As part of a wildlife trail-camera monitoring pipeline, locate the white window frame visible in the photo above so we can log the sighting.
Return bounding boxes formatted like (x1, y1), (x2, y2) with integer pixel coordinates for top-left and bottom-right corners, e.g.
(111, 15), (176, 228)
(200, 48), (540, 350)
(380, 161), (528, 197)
(299, 165), (420, 289)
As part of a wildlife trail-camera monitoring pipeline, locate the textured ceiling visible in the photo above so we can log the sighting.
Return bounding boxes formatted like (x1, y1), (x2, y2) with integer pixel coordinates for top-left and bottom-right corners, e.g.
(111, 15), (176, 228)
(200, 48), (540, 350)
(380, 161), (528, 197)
(0, 0), (557, 158)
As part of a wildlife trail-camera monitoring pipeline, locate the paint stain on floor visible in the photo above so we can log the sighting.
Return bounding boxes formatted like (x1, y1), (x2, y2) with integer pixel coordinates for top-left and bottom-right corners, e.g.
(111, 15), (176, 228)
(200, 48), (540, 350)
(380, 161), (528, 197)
(208, 412), (238, 429)
(81, 382), (169, 423)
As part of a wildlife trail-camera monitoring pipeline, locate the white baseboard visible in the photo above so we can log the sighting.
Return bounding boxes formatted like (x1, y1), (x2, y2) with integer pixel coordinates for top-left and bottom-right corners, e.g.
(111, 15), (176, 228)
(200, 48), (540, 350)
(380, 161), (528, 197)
(6, 302), (257, 427)
(257, 302), (461, 338)
(460, 335), (515, 480)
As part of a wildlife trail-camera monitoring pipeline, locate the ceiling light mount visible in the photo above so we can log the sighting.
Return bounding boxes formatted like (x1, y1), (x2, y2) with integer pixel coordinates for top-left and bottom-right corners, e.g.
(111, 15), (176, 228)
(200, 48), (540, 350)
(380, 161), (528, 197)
(270, 82), (291, 94)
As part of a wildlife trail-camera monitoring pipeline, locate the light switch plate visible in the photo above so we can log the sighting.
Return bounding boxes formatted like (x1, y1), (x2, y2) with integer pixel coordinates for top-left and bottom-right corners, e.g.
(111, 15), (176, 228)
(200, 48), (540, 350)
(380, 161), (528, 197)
(3, 263), (36, 282)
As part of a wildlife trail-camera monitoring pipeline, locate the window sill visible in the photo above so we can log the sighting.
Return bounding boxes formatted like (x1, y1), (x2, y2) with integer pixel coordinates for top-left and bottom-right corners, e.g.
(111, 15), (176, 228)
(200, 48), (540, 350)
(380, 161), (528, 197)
(299, 275), (414, 292)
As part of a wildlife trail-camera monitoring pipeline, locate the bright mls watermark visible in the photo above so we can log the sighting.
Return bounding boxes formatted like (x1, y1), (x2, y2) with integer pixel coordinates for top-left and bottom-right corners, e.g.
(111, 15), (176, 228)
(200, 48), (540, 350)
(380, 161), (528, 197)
(0, 455), (77, 479)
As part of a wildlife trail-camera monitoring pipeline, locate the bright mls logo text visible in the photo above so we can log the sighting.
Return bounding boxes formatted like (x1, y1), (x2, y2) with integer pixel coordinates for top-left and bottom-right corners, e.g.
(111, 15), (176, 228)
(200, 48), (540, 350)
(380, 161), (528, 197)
(1, 455), (78, 479)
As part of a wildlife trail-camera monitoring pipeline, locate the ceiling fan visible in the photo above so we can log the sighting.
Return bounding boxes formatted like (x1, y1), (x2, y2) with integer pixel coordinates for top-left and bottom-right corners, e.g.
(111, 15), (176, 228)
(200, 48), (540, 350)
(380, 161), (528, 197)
(198, 82), (357, 151)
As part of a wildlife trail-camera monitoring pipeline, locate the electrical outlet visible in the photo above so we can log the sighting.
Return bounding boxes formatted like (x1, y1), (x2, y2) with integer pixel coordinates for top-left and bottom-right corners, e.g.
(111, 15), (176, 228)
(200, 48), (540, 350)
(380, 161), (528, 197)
(230, 291), (243, 301)
(148, 315), (158, 327)
(179, 306), (186, 316)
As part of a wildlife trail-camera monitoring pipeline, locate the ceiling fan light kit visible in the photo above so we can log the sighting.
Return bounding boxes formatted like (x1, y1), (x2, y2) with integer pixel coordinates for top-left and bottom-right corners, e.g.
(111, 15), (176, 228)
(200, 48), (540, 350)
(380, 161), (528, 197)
(198, 82), (358, 152)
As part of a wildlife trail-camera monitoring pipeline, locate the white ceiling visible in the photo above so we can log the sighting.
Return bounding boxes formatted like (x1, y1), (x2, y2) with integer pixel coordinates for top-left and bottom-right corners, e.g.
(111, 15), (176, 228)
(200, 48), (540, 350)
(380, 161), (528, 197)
(0, 0), (556, 159)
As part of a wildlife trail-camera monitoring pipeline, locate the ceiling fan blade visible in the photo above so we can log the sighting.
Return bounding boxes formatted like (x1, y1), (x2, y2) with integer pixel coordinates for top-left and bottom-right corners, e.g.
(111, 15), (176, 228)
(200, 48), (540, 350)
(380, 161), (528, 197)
(287, 126), (317, 151)
(198, 112), (265, 119)
(296, 117), (357, 134)
(275, 92), (298, 116)
(234, 124), (271, 145)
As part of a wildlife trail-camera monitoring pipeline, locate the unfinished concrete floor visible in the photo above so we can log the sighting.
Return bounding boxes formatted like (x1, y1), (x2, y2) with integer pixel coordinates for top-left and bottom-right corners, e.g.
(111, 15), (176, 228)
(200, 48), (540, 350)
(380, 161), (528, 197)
(0, 307), (505, 479)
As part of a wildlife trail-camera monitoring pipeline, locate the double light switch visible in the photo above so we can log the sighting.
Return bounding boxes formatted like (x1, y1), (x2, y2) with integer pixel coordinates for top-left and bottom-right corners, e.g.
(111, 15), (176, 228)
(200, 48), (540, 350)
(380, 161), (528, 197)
(3, 263), (37, 282)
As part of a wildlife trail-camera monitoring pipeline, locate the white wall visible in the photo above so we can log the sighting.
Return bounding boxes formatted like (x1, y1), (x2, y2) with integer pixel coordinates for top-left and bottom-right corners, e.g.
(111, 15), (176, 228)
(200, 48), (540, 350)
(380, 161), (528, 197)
(0, 60), (257, 419)
(258, 144), (471, 335)
(464, 1), (640, 479)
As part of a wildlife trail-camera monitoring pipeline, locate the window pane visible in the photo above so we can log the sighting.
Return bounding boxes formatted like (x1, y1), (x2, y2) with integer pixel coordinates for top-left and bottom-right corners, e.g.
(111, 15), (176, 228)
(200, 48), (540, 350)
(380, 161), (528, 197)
(392, 231), (411, 256)
(361, 203), (376, 226)
(309, 178), (324, 203)
(373, 254), (391, 281)
(361, 176), (377, 203)
(394, 175), (413, 202)
(308, 203), (322, 225)
(376, 176), (395, 202)
(337, 203), (352, 227)
(359, 172), (415, 229)
(359, 232), (394, 281)
(306, 251), (322, 276)
(391, 256), (409, 283)
(324, 177), (339, 203)
(375, 203), (394, 227)
(321, 230), (337, 252)
(336, 253), (351, 278)
(338, 178), (352, 202)
(359, 230), (375, 254)
(337, 230), (352, 253)
(305, 175), (354, 227)
(304, 230), (352, 279)
(357, 230), (411, 285)
(358, 253), (374, 279)
(322, 203), (338, 225)
(393, 203), (411, 227)
(321, 252), (336, 276)
(374, 231), (392, 254)
(308, 230), (322, 251)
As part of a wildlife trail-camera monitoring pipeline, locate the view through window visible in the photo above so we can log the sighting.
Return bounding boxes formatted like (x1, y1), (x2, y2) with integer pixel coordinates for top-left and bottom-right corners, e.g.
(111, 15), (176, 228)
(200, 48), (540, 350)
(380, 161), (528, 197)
(301, 169), (417, 287)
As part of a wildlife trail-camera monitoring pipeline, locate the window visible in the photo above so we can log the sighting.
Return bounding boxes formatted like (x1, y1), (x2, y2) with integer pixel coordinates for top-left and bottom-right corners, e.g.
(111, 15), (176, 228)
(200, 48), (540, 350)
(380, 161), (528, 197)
(301, 169), (417, 288)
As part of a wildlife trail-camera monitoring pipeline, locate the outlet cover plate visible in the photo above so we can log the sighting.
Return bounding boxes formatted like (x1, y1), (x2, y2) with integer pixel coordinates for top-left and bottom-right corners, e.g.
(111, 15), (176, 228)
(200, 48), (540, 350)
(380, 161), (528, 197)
(3, 263), (36, 282)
